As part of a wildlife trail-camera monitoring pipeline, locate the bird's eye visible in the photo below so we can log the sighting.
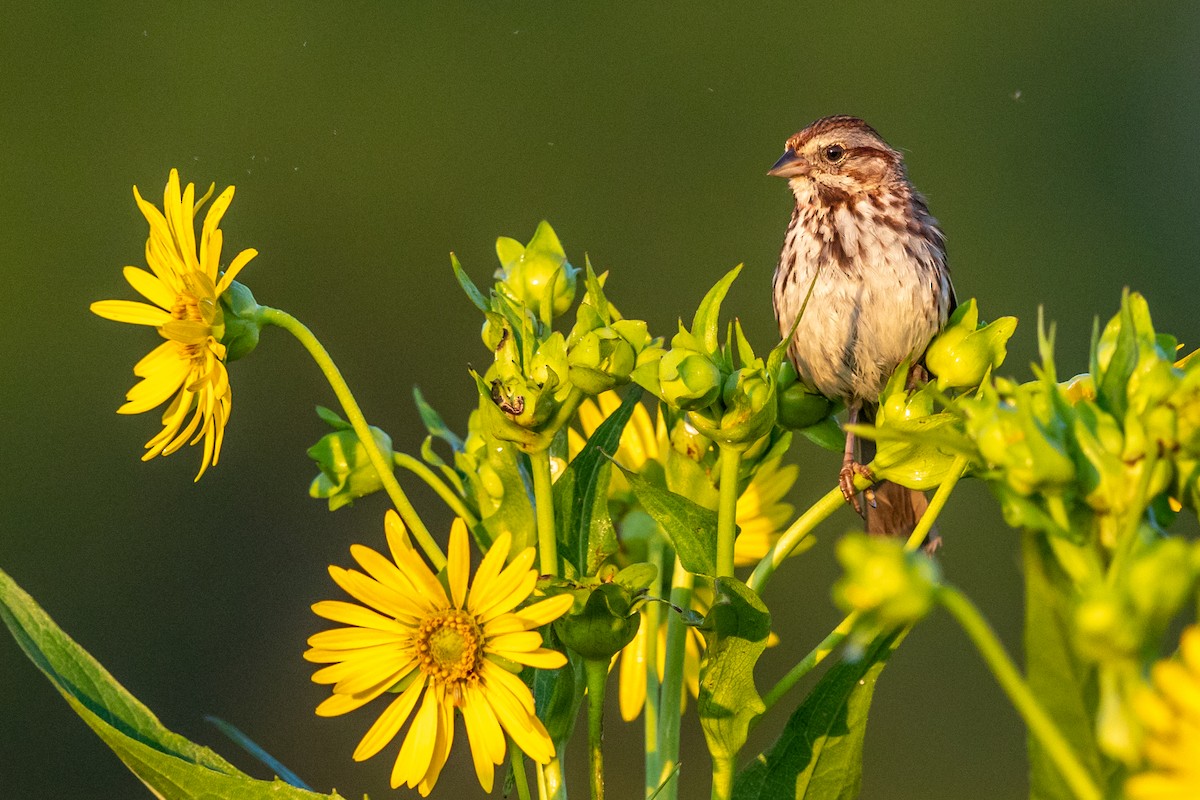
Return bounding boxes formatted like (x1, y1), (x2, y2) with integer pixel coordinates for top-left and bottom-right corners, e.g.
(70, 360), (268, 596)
(823, 144), (846, 163)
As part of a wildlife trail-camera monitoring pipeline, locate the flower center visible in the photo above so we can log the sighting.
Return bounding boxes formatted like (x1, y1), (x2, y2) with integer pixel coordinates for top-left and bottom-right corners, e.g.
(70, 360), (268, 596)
(415, 609), (484, 688)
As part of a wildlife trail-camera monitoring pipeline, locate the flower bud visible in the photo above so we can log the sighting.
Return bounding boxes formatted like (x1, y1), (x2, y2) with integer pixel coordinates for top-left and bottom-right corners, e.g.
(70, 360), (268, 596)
(217, 280), (262, 362)
(307, 419), (394, 511)
(925, 299), (1018, 390)
(833, 534), (939, 628)
(659, 348), (723, 410)
(708, 365), (776, 446)
(551, 565), (654, 661)
(495, 221), (579, 319)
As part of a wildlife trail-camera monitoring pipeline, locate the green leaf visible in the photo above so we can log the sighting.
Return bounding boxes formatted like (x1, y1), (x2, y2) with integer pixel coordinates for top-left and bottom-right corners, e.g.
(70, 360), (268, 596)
(691, 264), (743, 353)
(555, 388), (641, 577)
(314, 405), (350, 430)
(733, 628), (906, 800)
(1022, 532), (1104, 800)
(800, 416), (846, 453)
(531, 627), (585, 750)
(0, 567), (341, 800)
(698, 578), (770, 759)
(451, 251), (490, 312)
(621, 466), (719, 576)
(412, 386), (464, 451)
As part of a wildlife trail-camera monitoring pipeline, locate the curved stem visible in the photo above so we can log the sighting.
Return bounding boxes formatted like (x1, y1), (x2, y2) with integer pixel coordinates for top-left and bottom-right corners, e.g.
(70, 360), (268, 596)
(655, 557), (693, 800)
(748, 472), (873, 594)
(258, 307), (445, 568)
(760, 612), (859, 713)
(939, 585), (1101, 800)
(585, 658), (609, 800)
(392, 452), (478, 527)
(715, 446), (742, 578)
(903, 455), (968, 552)
(529, 448), (559, 577)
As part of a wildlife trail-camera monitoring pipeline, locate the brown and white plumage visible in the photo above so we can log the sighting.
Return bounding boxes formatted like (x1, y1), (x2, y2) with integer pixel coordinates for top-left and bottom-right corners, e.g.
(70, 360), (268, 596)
(770, 115), (955, 537)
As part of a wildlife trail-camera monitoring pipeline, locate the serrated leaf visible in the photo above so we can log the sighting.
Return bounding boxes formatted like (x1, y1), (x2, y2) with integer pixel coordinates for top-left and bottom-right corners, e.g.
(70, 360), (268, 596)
(699, 578), (770, 758)
(0, 567), (341, 800)
(621, 466), (719, 576)
(555, 388), (641, 577)
(691, 264), (743, 353)
(733, 628), (906, 800)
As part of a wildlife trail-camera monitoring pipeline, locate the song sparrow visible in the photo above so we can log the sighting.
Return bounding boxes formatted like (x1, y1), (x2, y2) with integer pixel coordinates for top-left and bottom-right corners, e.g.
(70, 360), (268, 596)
(770, 115), (955, 537)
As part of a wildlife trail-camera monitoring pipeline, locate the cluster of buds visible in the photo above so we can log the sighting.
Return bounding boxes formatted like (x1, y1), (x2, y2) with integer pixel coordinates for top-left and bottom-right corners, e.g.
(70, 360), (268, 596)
(463, 222), (660, 453)
(648, 266), (818, 454)
(833, 533), (940, 641)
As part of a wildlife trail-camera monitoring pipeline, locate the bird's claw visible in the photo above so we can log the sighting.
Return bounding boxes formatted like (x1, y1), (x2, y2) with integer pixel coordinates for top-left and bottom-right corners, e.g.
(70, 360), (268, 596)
(839, 462), (875, 515)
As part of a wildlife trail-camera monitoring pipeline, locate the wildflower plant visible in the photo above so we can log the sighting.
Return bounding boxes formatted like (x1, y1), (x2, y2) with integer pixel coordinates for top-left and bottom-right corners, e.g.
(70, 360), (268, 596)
(3, 167), (1200, 800)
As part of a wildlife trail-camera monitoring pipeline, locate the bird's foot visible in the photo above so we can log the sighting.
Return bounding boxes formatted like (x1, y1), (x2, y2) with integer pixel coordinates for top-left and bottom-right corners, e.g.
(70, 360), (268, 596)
(839, 461), (875, 515)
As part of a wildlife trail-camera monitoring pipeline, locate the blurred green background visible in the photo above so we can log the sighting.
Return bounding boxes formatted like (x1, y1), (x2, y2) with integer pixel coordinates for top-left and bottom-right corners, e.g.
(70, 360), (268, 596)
(2, 3), (1198, 798)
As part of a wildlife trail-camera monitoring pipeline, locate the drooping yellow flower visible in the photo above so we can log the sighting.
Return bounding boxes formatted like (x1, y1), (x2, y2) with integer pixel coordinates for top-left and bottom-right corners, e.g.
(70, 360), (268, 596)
(306, 511), (573, 795)
(91, 169), (256, 479)
(1126, 625), (1200, 799)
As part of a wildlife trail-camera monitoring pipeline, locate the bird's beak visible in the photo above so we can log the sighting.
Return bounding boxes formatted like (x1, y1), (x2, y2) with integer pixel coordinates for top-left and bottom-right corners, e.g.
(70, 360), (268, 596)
(768, 149), (808, 178)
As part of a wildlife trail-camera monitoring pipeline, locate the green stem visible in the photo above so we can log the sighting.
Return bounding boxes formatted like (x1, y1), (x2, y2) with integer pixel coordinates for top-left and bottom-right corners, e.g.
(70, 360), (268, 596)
(530, 448), (559, 577)
(258, 307), (445, 568)
(939, 585), (1101, 800)
(655, 557), (693, 800)
(710, 754), (734, 800)
(761, 611), (859, 713)
(643, 538), (665, 798)
(509, 742), (532, 800)
(747, 472), (873, 594)
(715, 446), (742, 578)
(903, 455), (968, 552)
(585, 658), (609, 800)
(392, 453), (479, 527)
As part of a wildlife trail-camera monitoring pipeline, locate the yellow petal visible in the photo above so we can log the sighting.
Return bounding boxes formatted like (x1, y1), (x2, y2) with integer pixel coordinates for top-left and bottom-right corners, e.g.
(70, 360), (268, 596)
(417, 690), (455, 796)
(311, 599), (407, 632)
(353, 674), (427, 761)
(393, 686), (440, 789)
(512, 594), (574, 628)
(619, 625), (648, 721)
(472, 547), (537, 621)
(307, 626), (402, 651)
(468, 532), (512, 612)
(461, 687), (501, 792)
(215, 247), (257, 295)
(447, 518), (470, 609)
(120, 266), (175, 309)
(330, 566), (427, 622)
(350, 544), (423, 600)
(91, 299), (172, 326)
(494, 647), (567, 670)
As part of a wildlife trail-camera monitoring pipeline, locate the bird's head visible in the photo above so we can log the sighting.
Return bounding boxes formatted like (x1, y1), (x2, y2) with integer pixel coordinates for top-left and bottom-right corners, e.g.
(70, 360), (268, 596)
(769, 115), (906, 202)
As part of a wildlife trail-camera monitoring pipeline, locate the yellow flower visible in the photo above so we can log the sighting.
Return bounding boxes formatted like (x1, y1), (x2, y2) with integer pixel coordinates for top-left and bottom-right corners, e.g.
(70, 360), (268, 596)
(306, 511), (573, 796)
(90, 169), (256, 479)
(1126, 625), (1200, 799)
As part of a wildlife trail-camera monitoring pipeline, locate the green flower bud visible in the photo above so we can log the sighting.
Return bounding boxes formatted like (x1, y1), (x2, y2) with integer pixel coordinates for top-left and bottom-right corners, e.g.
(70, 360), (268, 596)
(777, 382), (834, 429)
(567, 324), (639, 395)
(307, 410), (394, 511)
(1127, 537), (1195, 632)
(1059, 374), (1096, 404)
(495, 221), (579, 319)
(551, 565), (654, 661)
(707, 365), (776, 446)
(1074, 591), (1139, 664)
(833, 534), (939, 628)
(925, 299), (1018, 390)
(217, 280), (262, 362)
(659, 348), (723, 410)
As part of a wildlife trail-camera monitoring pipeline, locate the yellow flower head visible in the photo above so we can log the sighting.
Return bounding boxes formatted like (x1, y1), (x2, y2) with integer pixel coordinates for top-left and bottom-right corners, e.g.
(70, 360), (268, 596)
(91, 169), (257, 479)
(1126, 625), (1200, 799)
(307, 511), (573, 796)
